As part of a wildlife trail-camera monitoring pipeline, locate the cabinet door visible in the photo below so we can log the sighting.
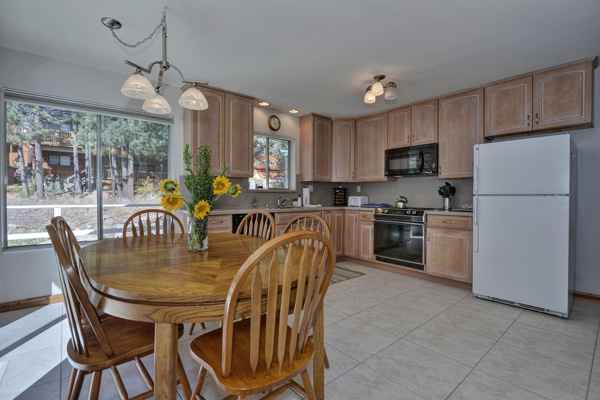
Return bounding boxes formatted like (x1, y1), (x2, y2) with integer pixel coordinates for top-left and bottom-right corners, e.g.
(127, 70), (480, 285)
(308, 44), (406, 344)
(343, 211), (358, 257)
(533, 61), (594, 131)
(224, 93), (253, 177)
(187, 87), (224, 175)
(356, 113), (387, 181)
(387, 107), (411, 149)
(438, 88), (484, 179)
(333, 210), (344, 256)
(485, 76), (532, 138)
(313, 117), (332, 181)
(427, 227), (472, 283)
(332, 120), (355, 182)
(412, 100), (438, 145)
(358, 221), (374, 261)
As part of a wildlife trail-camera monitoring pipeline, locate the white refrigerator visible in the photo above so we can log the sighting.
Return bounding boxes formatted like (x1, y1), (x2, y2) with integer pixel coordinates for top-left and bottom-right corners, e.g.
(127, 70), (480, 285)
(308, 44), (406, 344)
(472, 134), (576, 318)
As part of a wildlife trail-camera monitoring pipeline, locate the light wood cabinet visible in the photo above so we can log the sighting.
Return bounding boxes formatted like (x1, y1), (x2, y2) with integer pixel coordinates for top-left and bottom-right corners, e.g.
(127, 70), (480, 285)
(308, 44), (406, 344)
(355, 113), (387, 181)
(387, 107), (412, 149)
(275, 210), (322, 237)
(323, 210), (344, 256)
(358, 220), (374, 261)
(207, 215), (232, 233)
(184, 88), (253, 177)
(343, 210), (358, 258)
(438, 88), (484, 179)
(331, 120), (355, 182)
(485, 76), (532, 138)
(426, 215), (473, 283)
(412, 100), (438, 145)
(299, 114), (332, 182)
(532, 61), (594, 131)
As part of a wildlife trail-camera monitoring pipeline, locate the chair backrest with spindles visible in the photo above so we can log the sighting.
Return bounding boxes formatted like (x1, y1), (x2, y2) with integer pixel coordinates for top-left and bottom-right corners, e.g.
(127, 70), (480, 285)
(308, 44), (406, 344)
(283, 215), (331, 240)
(47, 222), (115, 359)
(221, 230), (335, 379)
(236, 211), (276, 240)
(121, 209), (184, 239)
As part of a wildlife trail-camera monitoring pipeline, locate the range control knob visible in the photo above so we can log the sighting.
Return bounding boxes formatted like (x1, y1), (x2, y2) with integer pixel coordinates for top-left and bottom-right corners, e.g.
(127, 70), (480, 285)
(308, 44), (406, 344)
(383, 209), (389, 214)
(411, 211), (417, 215)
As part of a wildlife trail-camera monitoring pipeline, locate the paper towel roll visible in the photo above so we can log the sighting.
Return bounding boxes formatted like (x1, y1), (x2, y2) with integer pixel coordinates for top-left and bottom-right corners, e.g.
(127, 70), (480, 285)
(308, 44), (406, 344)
(302, 187), (311, 206)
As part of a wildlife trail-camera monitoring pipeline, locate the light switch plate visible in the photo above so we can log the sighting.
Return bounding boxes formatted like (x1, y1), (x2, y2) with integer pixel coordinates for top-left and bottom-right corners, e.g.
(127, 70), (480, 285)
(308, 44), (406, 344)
(308, 185), (313, 192)
(357, 185), (361, 193)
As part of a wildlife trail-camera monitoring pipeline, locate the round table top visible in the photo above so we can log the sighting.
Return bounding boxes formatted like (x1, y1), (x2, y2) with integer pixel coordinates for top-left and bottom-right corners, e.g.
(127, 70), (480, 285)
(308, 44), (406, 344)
(80, 233), (267, 305)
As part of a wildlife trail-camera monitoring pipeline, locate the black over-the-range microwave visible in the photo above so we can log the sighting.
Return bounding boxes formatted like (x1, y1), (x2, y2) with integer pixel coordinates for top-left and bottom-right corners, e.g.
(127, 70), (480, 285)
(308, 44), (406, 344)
(384, 143), (438, 177)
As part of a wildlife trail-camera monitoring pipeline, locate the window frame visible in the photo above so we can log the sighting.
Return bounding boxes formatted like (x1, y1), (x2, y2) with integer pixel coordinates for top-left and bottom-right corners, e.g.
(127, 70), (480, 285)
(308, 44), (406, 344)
(251, 132), (296, 192)
(1, 88), (173, 251)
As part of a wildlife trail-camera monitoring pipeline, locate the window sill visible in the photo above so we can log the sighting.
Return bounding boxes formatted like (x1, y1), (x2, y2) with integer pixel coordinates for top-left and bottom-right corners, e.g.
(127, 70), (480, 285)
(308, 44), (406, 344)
(248, 189), (299, 194)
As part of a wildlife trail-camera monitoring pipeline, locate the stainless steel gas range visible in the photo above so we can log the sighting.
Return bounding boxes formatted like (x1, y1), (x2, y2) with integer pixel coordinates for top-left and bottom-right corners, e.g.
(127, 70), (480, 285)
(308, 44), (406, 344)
(373, 207), (427, 270)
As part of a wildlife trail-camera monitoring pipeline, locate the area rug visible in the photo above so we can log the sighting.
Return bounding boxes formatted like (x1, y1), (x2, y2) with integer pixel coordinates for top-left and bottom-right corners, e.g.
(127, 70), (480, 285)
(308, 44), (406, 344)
(330, 265), (365, 284)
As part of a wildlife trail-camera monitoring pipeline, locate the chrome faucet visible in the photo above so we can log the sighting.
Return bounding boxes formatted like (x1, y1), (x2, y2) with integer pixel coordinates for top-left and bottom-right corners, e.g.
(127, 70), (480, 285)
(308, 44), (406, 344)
(277, 197), (290, 208)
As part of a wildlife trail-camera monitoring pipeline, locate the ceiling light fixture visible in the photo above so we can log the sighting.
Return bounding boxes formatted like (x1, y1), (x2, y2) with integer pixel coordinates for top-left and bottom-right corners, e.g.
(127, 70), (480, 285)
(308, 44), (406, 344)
(258, 101), (271, 107)
(364, 75), (397, 104)
(288, 109), (299, 114)
(102, 10), (209, 114)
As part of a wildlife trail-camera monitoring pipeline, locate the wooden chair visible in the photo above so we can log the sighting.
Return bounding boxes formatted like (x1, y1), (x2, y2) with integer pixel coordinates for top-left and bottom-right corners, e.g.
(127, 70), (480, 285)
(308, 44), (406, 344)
(188, 230), (335, 400)
(47, 217), (192, 400)
(236, 211), (276, 240)
(121, 209), (184, 239)
(282, 214), (332, 369)
(189, 211), (275, 335)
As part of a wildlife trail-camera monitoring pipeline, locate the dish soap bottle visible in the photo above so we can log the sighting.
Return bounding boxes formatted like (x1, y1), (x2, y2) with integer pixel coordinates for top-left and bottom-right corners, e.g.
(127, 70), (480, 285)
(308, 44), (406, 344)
(297, 194), (302, 207)
(251, 196), (258, 208)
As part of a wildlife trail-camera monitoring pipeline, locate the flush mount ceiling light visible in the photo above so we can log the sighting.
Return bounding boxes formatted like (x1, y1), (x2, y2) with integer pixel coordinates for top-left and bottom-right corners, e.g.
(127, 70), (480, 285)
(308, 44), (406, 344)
(288, 109), (299, 114)
(364, 75), (397, 104)
(102, 10), (209, 114)
(258, 101), (271, 107)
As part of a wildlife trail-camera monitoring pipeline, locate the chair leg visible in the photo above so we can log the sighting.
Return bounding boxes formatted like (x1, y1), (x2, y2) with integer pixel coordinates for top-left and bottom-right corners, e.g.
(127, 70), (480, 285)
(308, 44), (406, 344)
(188, 323), (207, 335)
(110, 365), (129, 400)
(190, 366), (207, 400)
(70, 369), (85, 400)
(177, 352), (192, 400)
(301, 369), (317, 400)
(66, 368), (77, 399)
(134, 356), (154, 390)
(88, 370), (102, 400)
(324, 348), (330, 369)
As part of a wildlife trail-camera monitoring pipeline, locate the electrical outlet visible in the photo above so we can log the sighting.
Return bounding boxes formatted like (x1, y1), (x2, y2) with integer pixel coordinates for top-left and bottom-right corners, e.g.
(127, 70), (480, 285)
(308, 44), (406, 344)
(308, 185), (313, 192)
(357, 185), (361, 193)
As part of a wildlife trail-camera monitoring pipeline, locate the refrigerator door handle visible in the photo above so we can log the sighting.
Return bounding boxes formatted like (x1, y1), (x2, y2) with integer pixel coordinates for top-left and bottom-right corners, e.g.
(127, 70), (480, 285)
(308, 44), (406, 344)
(473, 197), (480, 253)
(473, 146), (480, 195)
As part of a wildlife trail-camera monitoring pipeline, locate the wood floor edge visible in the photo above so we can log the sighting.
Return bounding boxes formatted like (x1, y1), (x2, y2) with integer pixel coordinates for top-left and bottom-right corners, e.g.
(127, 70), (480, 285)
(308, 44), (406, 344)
(0, 293), (64, 313)
(574, 291), (600, 304)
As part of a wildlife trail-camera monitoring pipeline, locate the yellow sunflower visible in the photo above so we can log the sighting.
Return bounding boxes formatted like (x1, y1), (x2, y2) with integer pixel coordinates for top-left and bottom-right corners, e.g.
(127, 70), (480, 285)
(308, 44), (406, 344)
(160, 178), (179, 194)
(228, 183), (242, 198)
(160, 193), (184, 212)
(213, 176), (231, 195)
(193, 200), (211, 220)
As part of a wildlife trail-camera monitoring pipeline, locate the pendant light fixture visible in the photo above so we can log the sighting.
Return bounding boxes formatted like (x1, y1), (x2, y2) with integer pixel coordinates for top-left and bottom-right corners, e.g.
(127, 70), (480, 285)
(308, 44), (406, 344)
(363, 75), (397, 103)
(102, 10), (209, 114)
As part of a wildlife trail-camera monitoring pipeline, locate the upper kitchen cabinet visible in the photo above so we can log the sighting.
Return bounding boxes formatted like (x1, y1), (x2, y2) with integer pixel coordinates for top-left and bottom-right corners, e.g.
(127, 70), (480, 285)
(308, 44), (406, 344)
(300, 114), (332, 182)
(356, 113), (388, 181)
(184, 87), (254, 177)
(331, 120), (355, 182)
(412, 100), (438, 145)
(485, 58), (597, 138)
(387, 106), (411, 149)
(532, 60), (595, 131)
(438, 88), (484, 179)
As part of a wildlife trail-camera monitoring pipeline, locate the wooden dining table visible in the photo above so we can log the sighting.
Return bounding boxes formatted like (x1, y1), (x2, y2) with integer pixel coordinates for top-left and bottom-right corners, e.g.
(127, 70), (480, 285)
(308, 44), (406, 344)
(79, 232), (326, 400)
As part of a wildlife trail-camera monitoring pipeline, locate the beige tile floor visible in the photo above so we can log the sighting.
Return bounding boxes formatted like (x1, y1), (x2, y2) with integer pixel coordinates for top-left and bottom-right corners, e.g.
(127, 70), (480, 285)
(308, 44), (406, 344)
(1, 260), (599, 400)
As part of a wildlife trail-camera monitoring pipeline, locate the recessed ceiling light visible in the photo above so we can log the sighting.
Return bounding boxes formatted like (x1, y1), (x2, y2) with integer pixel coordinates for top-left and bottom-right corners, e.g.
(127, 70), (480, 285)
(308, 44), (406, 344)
(288, 109), (299, 114)
(258, 101), (270, 106)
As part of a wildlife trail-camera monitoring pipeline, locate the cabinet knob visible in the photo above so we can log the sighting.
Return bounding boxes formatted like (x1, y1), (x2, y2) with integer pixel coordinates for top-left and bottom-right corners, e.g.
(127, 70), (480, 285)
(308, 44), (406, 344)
(535, 113), (539, 125)
(443, 221), (455, 224)
(427, 233), (430, 241)
(527, 115), (530, 126)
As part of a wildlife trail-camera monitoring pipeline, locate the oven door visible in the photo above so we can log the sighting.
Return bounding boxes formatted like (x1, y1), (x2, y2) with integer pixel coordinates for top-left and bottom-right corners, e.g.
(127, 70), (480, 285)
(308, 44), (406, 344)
(373, 220), (425, 270)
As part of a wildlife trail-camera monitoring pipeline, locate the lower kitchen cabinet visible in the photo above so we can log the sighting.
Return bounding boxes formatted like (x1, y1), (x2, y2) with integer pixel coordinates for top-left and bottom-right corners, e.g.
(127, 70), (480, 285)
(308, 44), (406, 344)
(207, 214), (232, 233)
(275, 210), (322, 237)
(344, 210), (374, 260)
(426, 215), (473, 283)
(358, 220), (374, 261)
(323, 210), (344, 256)
(343, 211), (358, 257)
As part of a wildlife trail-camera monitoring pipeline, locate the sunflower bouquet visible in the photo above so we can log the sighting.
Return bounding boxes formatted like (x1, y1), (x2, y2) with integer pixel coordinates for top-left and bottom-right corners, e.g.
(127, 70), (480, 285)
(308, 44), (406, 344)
(159, 144), (241, 251)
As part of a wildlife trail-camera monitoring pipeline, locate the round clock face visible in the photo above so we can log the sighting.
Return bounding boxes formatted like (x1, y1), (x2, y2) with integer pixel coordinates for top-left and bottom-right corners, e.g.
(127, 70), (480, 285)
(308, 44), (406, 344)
(268, 115), (281, 131)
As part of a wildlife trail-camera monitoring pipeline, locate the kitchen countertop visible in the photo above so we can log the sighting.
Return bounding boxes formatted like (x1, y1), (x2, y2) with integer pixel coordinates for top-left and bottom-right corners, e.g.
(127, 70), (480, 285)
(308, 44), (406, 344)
(191, 206), (472, 216)
(425, 209), (473, 216)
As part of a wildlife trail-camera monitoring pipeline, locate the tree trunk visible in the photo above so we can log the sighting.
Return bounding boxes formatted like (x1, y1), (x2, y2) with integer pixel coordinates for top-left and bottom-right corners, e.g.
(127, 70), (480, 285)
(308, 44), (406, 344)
(16, 136), (29, 197)
(84, 127), (92, 192)
(34, 133), (44, 200)
(110, 144), (119, 197)
(72, 126), (82, 195)
(120, 142), (129, 199)
(127, 144), (134, 198)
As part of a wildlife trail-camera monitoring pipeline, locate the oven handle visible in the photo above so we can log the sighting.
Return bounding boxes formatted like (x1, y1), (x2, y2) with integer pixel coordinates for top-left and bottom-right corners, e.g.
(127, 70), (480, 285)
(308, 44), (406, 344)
(373, 220), (425, 226)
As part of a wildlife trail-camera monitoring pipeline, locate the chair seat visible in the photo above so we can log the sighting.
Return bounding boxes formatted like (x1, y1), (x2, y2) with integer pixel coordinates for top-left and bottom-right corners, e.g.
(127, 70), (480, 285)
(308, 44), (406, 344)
(67, 315), (183, 371)
(189, 317), (314, 396)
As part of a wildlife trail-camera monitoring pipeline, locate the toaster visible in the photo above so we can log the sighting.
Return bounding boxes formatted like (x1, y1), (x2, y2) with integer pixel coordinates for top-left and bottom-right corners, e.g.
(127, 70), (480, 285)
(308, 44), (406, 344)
(348, 196), (369, 207)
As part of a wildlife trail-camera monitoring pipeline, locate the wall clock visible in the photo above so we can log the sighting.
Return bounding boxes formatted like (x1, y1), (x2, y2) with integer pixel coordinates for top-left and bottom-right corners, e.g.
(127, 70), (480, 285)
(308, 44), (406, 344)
(268, 115), (281, 131)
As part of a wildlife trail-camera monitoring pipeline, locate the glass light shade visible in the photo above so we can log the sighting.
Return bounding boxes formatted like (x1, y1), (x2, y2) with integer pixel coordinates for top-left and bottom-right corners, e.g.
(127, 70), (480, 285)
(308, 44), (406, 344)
(142, 93), (172, 114)
(364, 88), (376, 104)
(371, 80), (384, 96)
(120, 72), (156, 99)
(178, 86), (209, 110)
(384, 84), (397, 100)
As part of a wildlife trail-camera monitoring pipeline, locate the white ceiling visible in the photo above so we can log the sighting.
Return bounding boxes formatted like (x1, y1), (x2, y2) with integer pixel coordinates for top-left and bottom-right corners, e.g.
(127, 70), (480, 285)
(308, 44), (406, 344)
(1, 0), (599, 118)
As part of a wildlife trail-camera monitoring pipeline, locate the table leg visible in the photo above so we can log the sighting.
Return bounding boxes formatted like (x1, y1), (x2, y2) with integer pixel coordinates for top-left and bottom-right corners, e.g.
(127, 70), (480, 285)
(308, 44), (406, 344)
(313, 304), (325, 400)
(155, 323), (178, 400)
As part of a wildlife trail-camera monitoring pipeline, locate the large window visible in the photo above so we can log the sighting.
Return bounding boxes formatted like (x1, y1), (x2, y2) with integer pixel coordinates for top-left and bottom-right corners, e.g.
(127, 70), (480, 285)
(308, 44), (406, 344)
(2, 93), (171, 248)
(252, 134), (292, 190)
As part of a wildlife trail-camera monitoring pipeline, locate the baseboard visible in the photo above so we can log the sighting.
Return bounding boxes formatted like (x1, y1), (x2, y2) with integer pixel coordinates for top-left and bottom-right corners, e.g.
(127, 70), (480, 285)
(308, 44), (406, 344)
(0, 294), (64, 313)
(574, 291), (600, 304)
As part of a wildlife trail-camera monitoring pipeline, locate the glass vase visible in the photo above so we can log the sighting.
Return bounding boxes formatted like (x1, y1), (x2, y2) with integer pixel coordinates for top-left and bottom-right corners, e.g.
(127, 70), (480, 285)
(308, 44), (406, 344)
(188, 216), (209, 252)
